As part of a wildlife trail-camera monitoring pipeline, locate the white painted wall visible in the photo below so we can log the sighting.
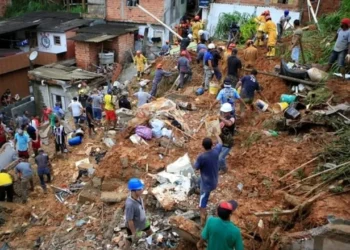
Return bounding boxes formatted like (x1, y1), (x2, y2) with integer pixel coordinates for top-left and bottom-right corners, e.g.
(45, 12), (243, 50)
(206, 3), (301, 36)
(37, 32), (68, 54)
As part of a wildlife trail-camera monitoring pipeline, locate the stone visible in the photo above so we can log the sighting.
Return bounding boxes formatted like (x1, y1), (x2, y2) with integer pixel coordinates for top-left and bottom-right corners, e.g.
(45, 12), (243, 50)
(101, 179), (120, 191)
(78, 187), (100, 204)
(101, 192), (127, 203)
(120, 155), (129, 168)
(92, 177), (102, 189)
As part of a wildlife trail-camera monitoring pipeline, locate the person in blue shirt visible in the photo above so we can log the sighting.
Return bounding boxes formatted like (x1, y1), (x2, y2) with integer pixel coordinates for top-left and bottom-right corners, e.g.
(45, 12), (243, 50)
(159, 40), (171, 56)
(150, 64), (172, 96)
(194, 128), (222, 227)
(177, 51), (192, 89)
(197, 39), (207, 64)
(211, 77), (247, 114)
(53, 102), (65, 120)
(14, 129), (30, 159)
(236, 69), (265, 116)
(203, 43), (216, 90)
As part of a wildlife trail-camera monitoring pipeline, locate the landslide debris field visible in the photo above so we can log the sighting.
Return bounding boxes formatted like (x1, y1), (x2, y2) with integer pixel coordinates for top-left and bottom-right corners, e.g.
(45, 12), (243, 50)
(1, 45), (350, 250)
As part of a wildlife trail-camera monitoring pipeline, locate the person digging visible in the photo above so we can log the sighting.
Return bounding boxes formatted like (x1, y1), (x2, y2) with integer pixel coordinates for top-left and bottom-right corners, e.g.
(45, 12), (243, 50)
(194, 127), (223, 227)
(124, 178), (152, 249)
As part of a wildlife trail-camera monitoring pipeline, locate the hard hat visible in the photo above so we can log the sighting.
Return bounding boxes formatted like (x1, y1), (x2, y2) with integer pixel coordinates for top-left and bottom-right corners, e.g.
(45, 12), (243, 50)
(136, 50), (141, 54)
(156, 63), (162, 69)
(194, 15), (200, 21)
(198, 30), (204, 36)
(264, 10), (270, 15)
(187, 34), (193, 39)
(284, 9), (289, 16)
(196, 87), (204, 96)
(265, 15), (272, 21)
(341, 18), (350, 26)
(208, 43), (215, 49)
(180, 50), (187, 56)
(220, 103), (233, 113)
(228, 43), (236, 49)
(127, 178), (144, 191)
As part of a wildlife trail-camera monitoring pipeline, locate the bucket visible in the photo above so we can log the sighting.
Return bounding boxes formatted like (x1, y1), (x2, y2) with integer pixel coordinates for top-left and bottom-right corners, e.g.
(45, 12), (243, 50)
(284, 107), (301, 120)
(272, 102), (289, 113)
(255, 99), (269, 112)
(68, 136), (82, 146)
(209, 81), (219, 95)
(280, 94), (297, 104)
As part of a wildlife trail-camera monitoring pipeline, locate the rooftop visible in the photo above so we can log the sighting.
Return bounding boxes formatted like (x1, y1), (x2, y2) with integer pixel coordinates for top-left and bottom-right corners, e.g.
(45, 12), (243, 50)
(0, 11), (88, 35)
(70, 23), (137, 43)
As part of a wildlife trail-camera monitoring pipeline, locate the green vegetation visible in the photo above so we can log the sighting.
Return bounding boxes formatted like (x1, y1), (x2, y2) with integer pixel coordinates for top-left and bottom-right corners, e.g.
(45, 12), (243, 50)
(5, 0), (63, 18)
(215, 12), (256, 43)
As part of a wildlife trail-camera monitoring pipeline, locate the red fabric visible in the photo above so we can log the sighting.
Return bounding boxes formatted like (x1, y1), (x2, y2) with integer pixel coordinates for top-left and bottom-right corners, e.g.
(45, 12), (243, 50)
(0, 126), (6, 143)
(18, 150), (29, 159)
(42, 109), (50, 122)
(105, 110), (117, 121)
(32, 138), (41, 150)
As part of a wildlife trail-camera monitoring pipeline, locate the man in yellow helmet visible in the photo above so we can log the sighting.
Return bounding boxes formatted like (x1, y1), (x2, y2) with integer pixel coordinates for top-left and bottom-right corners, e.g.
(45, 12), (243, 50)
(265, 15), (278, 57)
(134, 50), (147, 81)
(254, 10), (269, 47)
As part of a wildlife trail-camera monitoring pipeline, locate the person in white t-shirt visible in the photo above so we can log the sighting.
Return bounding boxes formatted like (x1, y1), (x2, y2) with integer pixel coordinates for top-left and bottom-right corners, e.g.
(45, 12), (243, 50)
(68, 97), (83, 129)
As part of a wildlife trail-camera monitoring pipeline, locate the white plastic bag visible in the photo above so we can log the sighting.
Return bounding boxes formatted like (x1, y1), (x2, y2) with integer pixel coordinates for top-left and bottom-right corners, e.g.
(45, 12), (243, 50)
(307, 68), (328, 82)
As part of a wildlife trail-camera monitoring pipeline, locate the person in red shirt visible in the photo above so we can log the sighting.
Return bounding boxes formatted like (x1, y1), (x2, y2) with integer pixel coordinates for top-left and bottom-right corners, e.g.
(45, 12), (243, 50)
(41, 105), (50, 123)
(0, 118), (7, 149)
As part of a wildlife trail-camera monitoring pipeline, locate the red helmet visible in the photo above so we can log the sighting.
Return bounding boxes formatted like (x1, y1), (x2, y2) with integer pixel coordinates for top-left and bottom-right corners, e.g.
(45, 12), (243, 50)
(264, 10), (270, 16)
(228, 43), (236, 49)
(156, 63), (162, 69)
(194, 15), (200, 21)
(180, 50), (187, 56)
(265, 15), (271, 21)
(341, 18), (350, 26)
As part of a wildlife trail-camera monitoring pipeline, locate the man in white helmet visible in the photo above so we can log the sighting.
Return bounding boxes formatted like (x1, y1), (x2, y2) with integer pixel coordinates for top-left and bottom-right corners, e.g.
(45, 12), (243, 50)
(199, 29), (210, 43)
(203, 43), (217, 90)
(218, 103), (236, 174)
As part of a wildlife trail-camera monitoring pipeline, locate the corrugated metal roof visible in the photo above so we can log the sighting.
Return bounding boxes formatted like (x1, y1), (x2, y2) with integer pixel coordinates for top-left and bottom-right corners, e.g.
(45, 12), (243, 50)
(70, 33), (118, 43)
(37, 19), (92, 32)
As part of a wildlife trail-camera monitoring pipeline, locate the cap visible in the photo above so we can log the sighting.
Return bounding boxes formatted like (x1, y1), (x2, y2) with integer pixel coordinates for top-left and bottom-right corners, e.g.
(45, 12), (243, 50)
(219, 200), (238, 211)
(341, 18), (350, 26)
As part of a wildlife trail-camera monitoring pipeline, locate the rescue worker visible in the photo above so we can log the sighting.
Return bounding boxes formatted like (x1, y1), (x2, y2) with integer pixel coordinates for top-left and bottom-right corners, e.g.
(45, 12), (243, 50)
(291, 19), (303, 64)
(78, 81), (90, 107)
(254, 10), (269, 47)
(35, 148), (51, 194)
(203, 43), (216, 90)
(191, 15), (203, 43)
(278, 10), (291, 42)
(124, 178), (152, 249)
(150, 64), (172, 97)
(221, 43), (236, 76)
(180, 34), (193, 62)
(0, 170), (14, 202)
(177, 51), (192, 90)
(198, 29), (210, 43)
(265, 15), (277, 57)
(243, 40), (258, 69)
(134, 50), (147, 81)
(228, 21), (240, 45)
(159, 41), (171, 56)
(197, 39), (208, 64)
(325, 18), (350, 78)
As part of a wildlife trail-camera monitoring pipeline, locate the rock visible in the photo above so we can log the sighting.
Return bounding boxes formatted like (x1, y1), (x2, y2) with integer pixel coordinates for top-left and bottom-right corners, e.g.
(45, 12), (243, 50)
(101, 192), (127, 203)
(92, 177), (102, 189)
(78, 187), (100, 204)
(169, 216), (201, 243)
(120, 155), (129, 168)
(101, 179), (120, 191)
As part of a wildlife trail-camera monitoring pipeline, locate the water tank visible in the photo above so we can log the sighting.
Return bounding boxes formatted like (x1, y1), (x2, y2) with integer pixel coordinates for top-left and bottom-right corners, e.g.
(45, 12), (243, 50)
(99, 52), (114, 65)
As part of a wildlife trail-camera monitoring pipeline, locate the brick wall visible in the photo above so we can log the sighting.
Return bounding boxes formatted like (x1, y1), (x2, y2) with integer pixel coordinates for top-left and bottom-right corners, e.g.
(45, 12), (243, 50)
(214, 0), (300, 10)
(106, 0), (165, 24)
(75, 41), (100, 70)
(0, 0), (11, 17)
(115, 32), (134, 63)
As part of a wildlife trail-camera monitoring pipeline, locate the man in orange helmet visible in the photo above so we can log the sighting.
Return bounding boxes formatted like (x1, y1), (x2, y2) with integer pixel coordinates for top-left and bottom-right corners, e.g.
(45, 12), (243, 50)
(177, 51), (192, 89)
(150, 64), (172, 97)
(134, 50), (147, 81)
(325, 18), (350, 78)
(265, 15), (277, 57)
(254, 10), (269, 47)
(192, 15), (203, 43)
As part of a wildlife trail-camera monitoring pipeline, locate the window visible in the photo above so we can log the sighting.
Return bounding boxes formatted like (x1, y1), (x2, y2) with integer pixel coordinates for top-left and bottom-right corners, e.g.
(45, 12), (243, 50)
(54, 36), (61, 45)
(52, 94), (66, 110)
(277, 0), (289, 3)
(126, 0), (139, 7)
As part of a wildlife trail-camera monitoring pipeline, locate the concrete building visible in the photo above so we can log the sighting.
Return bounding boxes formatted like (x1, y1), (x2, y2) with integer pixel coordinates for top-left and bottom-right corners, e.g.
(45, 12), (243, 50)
(28, 61), (106, 115)
(70, 23), (137, 71)
(0, 12), (90, 106)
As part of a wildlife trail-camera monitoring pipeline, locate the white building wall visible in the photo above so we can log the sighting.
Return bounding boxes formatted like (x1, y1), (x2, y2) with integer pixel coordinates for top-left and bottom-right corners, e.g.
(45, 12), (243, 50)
(37, 32), (67, 54)
(206, 3), (301, 36)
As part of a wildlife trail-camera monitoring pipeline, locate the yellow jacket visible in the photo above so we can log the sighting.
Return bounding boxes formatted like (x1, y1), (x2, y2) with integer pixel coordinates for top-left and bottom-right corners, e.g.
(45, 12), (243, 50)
(191, 21), (203, 39)
(134, 54), (147, 66)
(0, 173), (13, 186)
(265, 20), (277, 46)
(254, 15), (266, 32)
(104, 94), (114, 111)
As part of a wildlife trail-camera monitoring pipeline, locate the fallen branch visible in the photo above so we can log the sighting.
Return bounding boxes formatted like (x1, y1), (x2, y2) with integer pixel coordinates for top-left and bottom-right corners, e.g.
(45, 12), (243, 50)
(279, 157), (319, 181)
(280, 161), (350, 191)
